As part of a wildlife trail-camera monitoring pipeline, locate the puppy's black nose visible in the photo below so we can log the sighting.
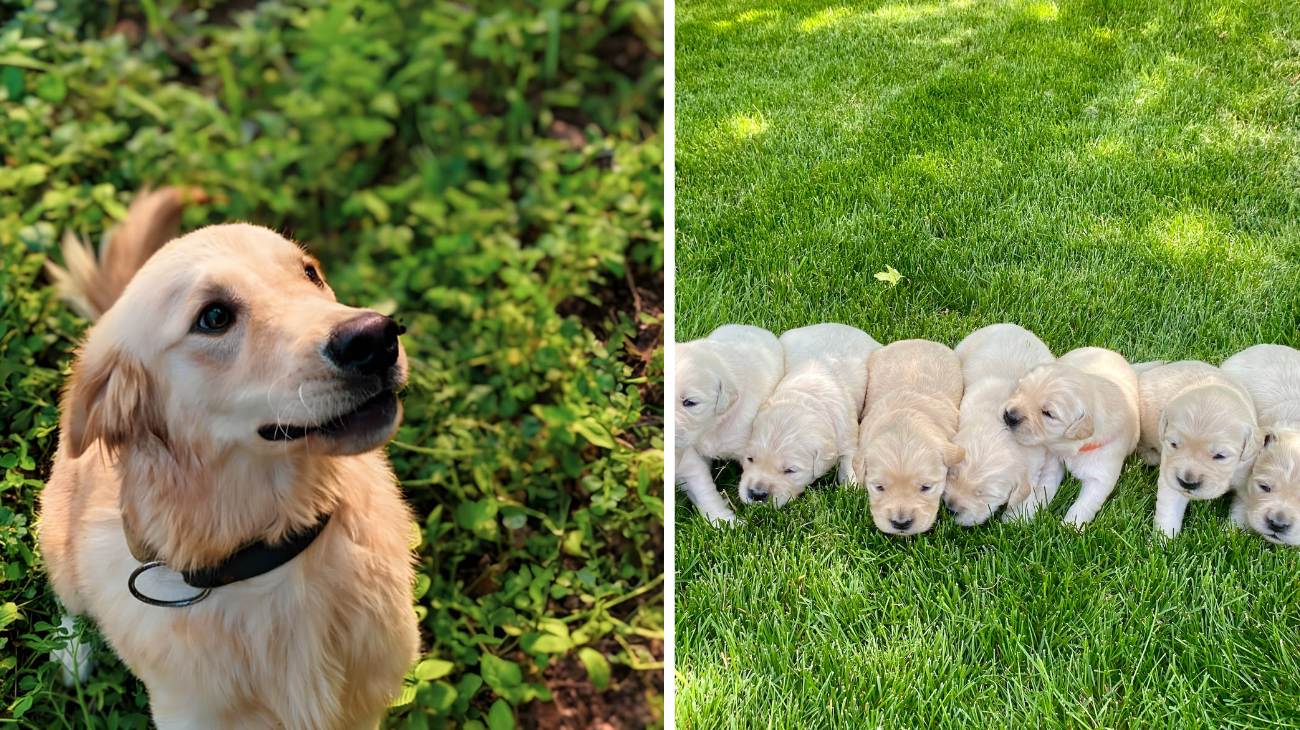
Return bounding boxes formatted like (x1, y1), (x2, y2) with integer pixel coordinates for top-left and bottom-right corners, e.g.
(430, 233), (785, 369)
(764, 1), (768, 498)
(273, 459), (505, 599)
(890, 517), (913, 532)
(327, 312), (401, 376)
(1266, 517), (1291, 534)
(1002, 410), (1022, 429)
(1177, 477), (1200, 491)
(750, 489), (770, 504)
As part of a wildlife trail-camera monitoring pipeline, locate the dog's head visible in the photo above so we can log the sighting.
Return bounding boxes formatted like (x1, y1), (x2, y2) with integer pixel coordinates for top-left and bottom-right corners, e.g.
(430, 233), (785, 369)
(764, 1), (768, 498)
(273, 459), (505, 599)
(855, 417), (964, 536)
(1158, 385), (1259, 500)
(945, 427), (1027, 526)
(673, 342), (737, 451)
(1001, 363), (1094, 448)
(1241, 427), (1300, 547)
(738, 402), (835, 507)
(62, 224), (407, 462)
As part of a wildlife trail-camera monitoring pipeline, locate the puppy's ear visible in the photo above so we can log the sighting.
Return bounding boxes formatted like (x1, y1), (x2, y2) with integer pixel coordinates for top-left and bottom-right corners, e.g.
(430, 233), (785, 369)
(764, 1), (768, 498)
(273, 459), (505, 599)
(1065, 409), (1094, 441)
(713, 375), (738, 415)
(851, 451), (867, 485)
(941, 441), (966, 468)
(1263, 430), (1277, 450)
(1157, 411), (1167, 441)
(62, 343), (162, 458)
(1006, 466), (1033, 509)
(1242, 426), (1262, 463)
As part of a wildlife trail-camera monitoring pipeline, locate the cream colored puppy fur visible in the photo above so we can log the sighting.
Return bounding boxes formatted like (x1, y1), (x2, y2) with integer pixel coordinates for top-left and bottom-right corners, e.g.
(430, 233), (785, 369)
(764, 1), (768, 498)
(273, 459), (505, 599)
(949, 324), (1058, 526)
(739, 323), (881, 507)
(1221, 344), (1300, 546)
(674, 325), (784, 524)
(40, 196), (417, 730)
(854, 340), (965, 536)
(1002, 347), (1140, 528)
(1135, 360), (1259, 537)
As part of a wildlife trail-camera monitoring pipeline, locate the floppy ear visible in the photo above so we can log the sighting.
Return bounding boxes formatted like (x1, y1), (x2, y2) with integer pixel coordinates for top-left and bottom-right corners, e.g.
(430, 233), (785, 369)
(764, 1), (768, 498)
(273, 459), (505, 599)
(1157, 410), (1167, 441)
(1242, 426), (1262, 463)
(851, 450), (867, 485)
(1065, 409), (1094, 441)
(62, 343), (162, 458)
(713, 375), (738, 415)
(941, 441), (966, 468)
(812, 435), (838, 477)
(1006, 466), (1033, 510)
(1262, 430), (1277, 450)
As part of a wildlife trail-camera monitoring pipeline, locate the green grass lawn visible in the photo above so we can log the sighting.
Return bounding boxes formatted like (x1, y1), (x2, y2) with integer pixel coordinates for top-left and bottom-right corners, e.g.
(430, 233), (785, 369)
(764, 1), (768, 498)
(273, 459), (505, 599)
(674, 0), (1300, 726)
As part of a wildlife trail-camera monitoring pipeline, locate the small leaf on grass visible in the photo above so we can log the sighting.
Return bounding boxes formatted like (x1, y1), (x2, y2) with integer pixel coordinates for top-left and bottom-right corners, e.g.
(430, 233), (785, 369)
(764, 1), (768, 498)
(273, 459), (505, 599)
(577, 647), (610, 691)
(874, 265), (903, 287)
(388, 682), (417, 708)
(2, 66), (23, 100)
(35, 73), (66, 103)
(572, 418), (615, 449)
(479, 653), (522, 691)
(414, 658), (455, 681)
(0, 602), (19, 630)
(487, 700), (514, 730)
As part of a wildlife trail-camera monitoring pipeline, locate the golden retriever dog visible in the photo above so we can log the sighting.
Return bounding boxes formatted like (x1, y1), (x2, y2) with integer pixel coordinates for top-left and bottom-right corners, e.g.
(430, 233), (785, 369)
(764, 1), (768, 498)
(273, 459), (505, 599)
(675, 324), (784, 524)
(948, 324), (1058, 526)
(1001, 347), (1140, 528)
(738, 323), (881, 507)
(1221, 344), (1300, 546)
(39, 189), (419, 729)
(1134, 360), (1260, 537)
(854, 339), (965, 536)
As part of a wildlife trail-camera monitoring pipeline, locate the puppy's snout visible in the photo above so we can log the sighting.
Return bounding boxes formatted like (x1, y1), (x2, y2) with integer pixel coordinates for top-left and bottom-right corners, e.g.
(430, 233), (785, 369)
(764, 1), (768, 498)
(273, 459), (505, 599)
(1002, 409), (1022, 429)
(1176, 477), (1200, 492)
(1266, 516), (1291, 534)
(328, 312), (401, 376)
(889, 517), (913, 532)
(749, 488), (770, 504)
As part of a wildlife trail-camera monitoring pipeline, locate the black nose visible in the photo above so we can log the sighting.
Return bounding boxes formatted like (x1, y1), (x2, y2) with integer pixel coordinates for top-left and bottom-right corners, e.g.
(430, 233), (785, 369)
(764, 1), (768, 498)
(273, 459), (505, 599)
(890, 517), (913, 532)
(327, 312), (401, 376)
(1266, 517), (1291, 534)
(750, 489), (769, 504)
(1002, 410), (1022, 428)
(1177, 477), (1200, 491)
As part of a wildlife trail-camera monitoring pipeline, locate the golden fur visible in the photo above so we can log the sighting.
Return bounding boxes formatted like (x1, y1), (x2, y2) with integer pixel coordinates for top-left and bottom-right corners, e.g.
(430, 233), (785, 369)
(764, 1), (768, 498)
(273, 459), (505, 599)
(854, 339), (965, 536)
(39, 191), (419, 729)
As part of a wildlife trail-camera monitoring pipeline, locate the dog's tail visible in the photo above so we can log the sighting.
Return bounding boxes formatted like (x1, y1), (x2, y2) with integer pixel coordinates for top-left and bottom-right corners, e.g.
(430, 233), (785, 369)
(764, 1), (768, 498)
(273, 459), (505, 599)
(1131, 360), (1165, 375)
(44, 186), (205, 322)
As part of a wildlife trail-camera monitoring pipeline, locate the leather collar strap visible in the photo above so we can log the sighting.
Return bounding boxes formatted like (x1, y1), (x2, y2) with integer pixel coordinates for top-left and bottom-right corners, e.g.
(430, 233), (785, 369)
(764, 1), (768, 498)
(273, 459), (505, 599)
(181, 512), (332, 589)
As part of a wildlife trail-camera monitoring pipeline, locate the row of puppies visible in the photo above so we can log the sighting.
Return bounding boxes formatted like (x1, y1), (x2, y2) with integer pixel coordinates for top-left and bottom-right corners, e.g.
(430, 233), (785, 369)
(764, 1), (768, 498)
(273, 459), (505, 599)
(675, 323), (1300, 545)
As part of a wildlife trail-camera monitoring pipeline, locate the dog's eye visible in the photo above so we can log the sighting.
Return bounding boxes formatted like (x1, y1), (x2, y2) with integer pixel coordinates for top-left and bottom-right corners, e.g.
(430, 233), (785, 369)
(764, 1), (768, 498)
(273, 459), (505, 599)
(682, 399), (698, 408)
(196, 303), (233, 333)
(1169, 442), (1178, 449)
(304, 263), (323, 287)
(1042, 410), (1054, 419)
(783, 468), (796, 475)
(747, 457), (753, 463)
(1260, 483), (1272, 493)
(874, 484), (884, 492)
(1213, 453), (1227, 461)
(920, 484), (933, 492)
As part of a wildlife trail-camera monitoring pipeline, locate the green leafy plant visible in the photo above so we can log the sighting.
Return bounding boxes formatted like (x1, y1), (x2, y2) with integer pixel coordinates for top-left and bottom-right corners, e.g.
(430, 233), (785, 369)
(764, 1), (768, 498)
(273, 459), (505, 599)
(0, 0), (663, 727)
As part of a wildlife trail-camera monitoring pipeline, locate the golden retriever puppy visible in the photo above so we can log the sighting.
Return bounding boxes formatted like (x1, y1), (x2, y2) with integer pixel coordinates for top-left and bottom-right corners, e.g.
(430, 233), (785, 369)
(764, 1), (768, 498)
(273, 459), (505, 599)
(948, 324), (1058, 526)
(1001, 347), (1140, 528)
(1135, 360), (1260, 537)
(674, 324), (784, 524)
(1221, 344), (1300, 546)
(739, 323), (881, 507)
(854, 339), (965, 536)
(39, 191), (419, 729)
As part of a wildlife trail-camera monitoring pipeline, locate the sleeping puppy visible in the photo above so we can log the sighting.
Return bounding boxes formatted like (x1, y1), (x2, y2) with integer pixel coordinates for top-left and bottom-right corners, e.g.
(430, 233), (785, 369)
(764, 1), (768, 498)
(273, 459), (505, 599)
(39, 190), (419, 729)
(1001, 347), (1140, 528)
(1135, 360), (1260, 537)
(854, 339), (965, 536)
(675, 324), (784, 524)
(738, 323), (881, 507)
(1221, 344), (1300, 546)
(948, 324), (1058, 526)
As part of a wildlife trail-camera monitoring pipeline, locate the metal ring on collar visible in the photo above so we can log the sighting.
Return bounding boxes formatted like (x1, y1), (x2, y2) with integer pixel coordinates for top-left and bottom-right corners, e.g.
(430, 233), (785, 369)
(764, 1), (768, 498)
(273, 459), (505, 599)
(128, 561), (211, 608)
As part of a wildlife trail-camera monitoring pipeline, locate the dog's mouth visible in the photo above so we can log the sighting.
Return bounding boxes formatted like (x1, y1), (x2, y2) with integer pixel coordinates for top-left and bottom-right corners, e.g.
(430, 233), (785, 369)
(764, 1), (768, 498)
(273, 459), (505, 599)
(258, 391), (398, 442)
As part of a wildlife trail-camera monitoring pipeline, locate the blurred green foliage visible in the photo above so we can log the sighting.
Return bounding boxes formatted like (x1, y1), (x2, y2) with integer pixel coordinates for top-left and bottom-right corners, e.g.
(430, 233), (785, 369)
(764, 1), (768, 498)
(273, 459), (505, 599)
(0, 0), (663, 727)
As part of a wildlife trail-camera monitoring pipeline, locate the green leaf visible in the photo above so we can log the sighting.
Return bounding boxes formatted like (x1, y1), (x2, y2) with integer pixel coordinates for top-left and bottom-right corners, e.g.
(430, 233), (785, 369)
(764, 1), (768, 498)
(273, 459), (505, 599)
(1, 65), (23, 99)
(874, 265), (903, 287)
(487, 699), (514, 730)
(388, 682), (417, 708)
(414, 658), (455, 681)
(577, 647), (610, 691)
(35, 73), (66, 103)
(479, 653), (522, 693)
(572, 418), (615, 449)
(0, 602), (18, 631)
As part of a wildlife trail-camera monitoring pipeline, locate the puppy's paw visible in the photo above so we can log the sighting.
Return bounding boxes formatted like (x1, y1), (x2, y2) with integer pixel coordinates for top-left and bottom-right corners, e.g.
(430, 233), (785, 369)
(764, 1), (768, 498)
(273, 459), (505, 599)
(1061, 509), (1092, 530)
(51, 616), (95, 687)
(1156, 522), (1181, 539)
(702, 509), (738, 527)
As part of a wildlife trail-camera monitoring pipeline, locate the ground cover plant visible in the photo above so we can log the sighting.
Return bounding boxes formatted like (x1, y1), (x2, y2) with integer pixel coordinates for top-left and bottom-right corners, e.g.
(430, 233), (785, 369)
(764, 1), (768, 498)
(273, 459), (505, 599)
(0, 0), (664, 727)
(675, 0), (1300, 726)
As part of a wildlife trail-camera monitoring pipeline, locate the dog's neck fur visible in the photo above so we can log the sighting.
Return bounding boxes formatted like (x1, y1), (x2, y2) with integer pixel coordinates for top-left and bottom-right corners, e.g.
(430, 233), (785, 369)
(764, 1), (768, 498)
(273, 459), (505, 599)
(114, 436), (341, 572)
